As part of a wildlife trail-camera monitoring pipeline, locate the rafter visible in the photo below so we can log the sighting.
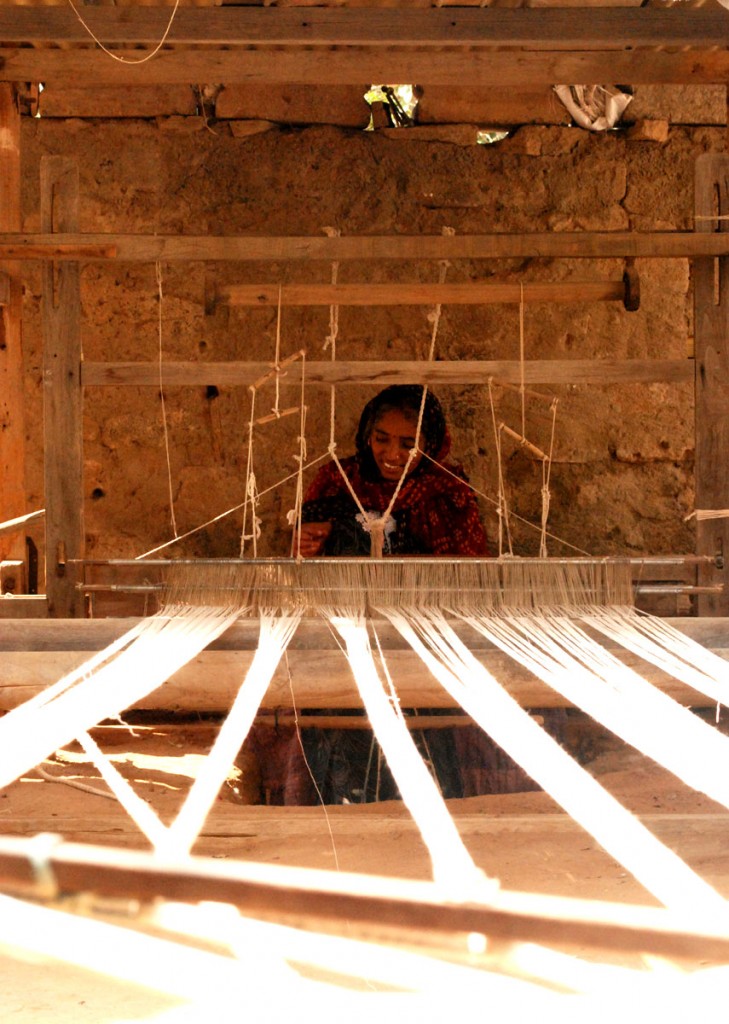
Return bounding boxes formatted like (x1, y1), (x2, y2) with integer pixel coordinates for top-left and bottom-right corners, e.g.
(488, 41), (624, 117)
(0, 7), (726, 48)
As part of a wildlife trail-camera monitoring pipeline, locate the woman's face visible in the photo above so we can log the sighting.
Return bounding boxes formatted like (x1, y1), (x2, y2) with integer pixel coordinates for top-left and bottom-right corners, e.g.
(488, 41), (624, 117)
(369, 409), (423, 481)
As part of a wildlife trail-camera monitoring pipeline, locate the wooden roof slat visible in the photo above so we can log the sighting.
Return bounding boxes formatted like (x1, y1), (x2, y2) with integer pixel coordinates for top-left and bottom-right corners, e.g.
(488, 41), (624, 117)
(3, 47), (728, 87)
(0, 7), (726, 48)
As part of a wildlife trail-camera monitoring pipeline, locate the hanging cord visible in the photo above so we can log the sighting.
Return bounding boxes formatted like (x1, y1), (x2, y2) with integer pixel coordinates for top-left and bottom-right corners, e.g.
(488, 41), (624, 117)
(240, 387), (262, 557)
(288, 353), (308, 559)
(66, 0), (181, 65)
(323, 227), (341, 453)
(156, 262), (178, 539)
(519, 282), (527, 440)
(539, 397), (559, 559)
(272, 285), (283, 419)
(488, 378), (513, 557)
(367, 229), (455, 555)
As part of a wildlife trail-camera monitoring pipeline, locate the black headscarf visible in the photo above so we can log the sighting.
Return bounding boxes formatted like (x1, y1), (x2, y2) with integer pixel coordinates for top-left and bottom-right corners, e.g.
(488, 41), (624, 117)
(354, 385), (449, 482)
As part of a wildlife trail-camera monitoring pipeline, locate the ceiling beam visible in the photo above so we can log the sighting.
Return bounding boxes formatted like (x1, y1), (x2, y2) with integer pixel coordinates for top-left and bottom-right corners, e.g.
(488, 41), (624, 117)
(3, 47), (728, 87)
(0, 7), (726, 48)
(0, 231), (727, 261)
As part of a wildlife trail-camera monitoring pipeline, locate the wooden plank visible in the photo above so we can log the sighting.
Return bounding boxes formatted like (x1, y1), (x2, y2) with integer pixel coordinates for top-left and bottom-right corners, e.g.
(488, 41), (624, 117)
(3, 835), (729, 960)
(0, 231), (728, 262)
(694, 153), (729, 617)
(0, 595), (47, 619)
(0, 7), (726, 49)
(2, 47), (729, 88)
(41, 157), (84, 619)
(216, 84), (370, 125)
(417, 85), (571, 127)
(39, 84), (198, 119)
(0, 85), (25, 566)
(81, 358), (693, 388)
(0, 616), (725, 712)
(212, 280), (627, 308)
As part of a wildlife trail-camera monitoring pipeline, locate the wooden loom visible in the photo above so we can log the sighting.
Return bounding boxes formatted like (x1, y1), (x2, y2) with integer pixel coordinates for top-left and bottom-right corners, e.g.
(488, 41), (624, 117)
(2, 7), (729, 1000)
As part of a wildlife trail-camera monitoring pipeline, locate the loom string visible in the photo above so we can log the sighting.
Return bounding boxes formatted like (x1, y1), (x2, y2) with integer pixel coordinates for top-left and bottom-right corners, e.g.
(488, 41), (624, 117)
(65, 0), (181, 64)
(383, 605), (724, 912)
(461, 605), (729, 813)
(327, 611), (490, 895)
(156, 261), (178, 539)
(160, 611), (303, 856)
(0, 605), (241, 794)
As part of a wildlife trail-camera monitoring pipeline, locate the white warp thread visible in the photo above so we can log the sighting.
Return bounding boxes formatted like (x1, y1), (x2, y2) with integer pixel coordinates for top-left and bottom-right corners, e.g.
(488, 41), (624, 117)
(0, 605), (240, 794)
(329, 613), (490, 896)
(383, 606), (724, 912)
(585, 607), (729, 707)
(459, 608), (729, 816)
(160, 611), (302, 856)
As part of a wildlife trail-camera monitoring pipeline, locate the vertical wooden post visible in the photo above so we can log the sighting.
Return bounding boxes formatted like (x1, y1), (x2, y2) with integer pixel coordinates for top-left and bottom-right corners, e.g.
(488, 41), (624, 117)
(693, 153), (729, 616)
(0, 84), (26, 567)
(41, 157), (83, 618)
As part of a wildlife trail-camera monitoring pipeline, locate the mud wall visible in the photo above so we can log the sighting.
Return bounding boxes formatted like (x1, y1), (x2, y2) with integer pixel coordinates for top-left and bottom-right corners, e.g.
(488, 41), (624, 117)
(18, 113), (723, 568)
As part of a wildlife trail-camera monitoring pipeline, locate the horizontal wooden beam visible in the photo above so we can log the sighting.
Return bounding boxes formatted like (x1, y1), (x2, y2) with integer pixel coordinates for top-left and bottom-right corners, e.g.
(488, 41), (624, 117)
(4, 835), (729, 960)
(211, 280), (629, 308)
(0, 617), (725, 712)
(2, 47), (729, 87)
(81, 358), (693, 388)
(0, 232), (727, 262)
(0, 8), (726, 48)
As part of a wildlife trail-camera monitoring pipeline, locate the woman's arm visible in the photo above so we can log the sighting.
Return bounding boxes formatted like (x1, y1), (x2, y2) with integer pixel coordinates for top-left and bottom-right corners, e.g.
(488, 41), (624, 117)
(296, 521), (333, 557)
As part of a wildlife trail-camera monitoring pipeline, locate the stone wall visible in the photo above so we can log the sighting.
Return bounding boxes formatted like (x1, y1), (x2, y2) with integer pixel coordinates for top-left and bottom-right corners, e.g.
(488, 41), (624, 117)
(18, 114), (723, 569)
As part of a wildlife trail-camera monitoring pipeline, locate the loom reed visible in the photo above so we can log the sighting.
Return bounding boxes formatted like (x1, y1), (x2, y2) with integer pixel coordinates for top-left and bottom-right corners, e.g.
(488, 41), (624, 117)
(155, 558), (636, 615)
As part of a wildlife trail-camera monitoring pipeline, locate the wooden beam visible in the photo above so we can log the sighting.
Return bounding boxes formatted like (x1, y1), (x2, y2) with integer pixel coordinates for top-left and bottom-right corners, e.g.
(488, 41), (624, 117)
(0, 232), (728, 262)
(694, 153), (729, 617)
(39, 85), (198, 119)
(0, 85), (25, 566)
(417, 85), (571, 127)
(0, 8), (726, 49)
(41, 157), (84, 619)
(81, 358), (692, 388)
(2, 47), (729, 88)
(3, 836), (729, 960)
(215, 84), (371, 125)
(0, 617), (724, 713)
(210, 280), (628, 308)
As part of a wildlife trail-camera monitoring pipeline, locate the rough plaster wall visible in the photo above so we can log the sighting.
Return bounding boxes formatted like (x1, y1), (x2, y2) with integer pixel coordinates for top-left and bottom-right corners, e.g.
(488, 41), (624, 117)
(19, 118), (721, 564)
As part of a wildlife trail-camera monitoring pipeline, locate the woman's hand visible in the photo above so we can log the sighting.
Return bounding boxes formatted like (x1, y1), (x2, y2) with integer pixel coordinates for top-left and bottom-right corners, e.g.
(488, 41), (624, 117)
(296, 522), (332, 557)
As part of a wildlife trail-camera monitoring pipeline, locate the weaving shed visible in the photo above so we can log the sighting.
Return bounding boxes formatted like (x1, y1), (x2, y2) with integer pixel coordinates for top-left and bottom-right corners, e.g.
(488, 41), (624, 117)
(1, 0), (729, 1017)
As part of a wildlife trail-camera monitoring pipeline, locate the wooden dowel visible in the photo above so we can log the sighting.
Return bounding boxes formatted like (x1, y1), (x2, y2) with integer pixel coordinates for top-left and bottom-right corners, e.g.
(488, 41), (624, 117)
(250, 349), (305, 390)
(213, 281), (627, 308)
(254, 405), (301, 426)
(499, 423), (548, 461)
(0, 509), (45, 538)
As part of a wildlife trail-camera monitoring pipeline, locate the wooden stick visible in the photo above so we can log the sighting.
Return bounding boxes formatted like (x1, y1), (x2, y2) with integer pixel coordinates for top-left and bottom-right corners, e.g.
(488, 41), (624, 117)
(499, 424), (549, 461)
(0, 509), (45, 538)
(212, 281), (627, 308)
(0, 232), (728, 262)
(82, 358), (693, 388)
(1, 836), (729, 960)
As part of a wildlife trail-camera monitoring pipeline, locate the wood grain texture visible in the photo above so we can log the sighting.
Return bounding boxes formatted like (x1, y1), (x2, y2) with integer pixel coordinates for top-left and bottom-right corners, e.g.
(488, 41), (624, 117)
(0, 85), (25, 564)
(81, 358), (693, 387)
(0, 7), (725, 48)
(41, 158), (84, 619)
(1, 47), (729, 87)
(1, 232), (729, 262)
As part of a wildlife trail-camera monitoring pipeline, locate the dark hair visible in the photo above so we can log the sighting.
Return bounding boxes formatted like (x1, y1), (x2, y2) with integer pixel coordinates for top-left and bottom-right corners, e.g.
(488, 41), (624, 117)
(355, 385), (448, 461)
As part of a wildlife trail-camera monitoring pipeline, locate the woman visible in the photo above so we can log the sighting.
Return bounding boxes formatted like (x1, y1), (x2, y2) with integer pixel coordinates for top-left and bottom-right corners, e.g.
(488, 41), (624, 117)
(248, 387), (562, 804)
(298, 384), (489, 558)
